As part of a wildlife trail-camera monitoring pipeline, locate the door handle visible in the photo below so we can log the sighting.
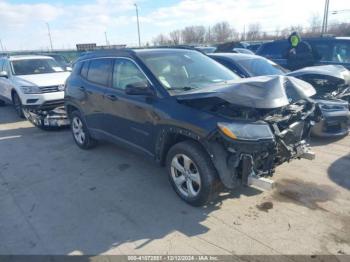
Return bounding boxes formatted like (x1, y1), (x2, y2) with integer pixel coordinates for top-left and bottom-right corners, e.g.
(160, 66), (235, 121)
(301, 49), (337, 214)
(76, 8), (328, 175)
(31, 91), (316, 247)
(79, 86), (92, 95)
(105, 94), (118, 101)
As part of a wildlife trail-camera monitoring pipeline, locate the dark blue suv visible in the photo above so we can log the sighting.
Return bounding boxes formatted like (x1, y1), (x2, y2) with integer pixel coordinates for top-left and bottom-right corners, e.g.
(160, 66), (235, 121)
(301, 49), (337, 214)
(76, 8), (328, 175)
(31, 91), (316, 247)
(256, 37), (350, 70)
(64, 48), (319, 206)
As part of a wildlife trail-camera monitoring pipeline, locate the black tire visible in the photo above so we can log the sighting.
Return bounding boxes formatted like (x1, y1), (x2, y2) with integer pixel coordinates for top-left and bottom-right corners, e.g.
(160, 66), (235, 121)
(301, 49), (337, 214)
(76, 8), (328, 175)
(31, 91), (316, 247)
(166, 140), (218, 206)
(70, 110), (97, 149)
(12, 92), (25, 118)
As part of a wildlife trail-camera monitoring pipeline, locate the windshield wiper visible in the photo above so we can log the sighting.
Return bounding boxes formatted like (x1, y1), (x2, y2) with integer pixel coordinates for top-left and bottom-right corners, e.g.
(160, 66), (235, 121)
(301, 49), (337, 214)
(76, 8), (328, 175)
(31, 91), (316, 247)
(167, 86), (194, 91)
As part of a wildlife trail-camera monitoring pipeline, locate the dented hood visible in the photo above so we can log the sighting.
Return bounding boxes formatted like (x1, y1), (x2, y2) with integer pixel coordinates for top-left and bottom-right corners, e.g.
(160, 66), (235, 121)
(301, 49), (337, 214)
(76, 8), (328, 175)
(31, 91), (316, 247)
(176, 75), (316, 109)
(287, 65), (350, 85)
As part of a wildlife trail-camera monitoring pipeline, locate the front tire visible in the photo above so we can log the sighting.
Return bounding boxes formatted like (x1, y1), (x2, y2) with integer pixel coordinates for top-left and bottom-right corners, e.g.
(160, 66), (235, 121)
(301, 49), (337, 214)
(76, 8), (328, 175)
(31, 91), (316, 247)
(12, 92), (24, 118)
(166, 140), (218, 206)
(70, 110), (97, 149)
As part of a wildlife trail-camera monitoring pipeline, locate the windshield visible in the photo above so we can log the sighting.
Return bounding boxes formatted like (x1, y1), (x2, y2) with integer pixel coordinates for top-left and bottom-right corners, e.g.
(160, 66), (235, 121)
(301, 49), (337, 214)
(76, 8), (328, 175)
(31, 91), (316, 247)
(238, 58), (286, 77)
(138, 50), (240, 92)
(11, 59), (64, 75)
(238, 58), (286, 76)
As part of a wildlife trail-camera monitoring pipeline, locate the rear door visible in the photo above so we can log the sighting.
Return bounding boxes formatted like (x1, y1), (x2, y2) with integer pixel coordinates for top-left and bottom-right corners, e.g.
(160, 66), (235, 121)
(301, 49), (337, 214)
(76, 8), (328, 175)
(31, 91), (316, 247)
(79, 58), (113, 130)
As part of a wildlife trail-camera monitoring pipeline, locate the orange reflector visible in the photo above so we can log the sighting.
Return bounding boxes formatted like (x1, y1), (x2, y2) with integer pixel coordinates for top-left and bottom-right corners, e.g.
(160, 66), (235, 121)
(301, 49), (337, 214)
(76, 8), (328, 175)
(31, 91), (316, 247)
(219, 125), (237, 140)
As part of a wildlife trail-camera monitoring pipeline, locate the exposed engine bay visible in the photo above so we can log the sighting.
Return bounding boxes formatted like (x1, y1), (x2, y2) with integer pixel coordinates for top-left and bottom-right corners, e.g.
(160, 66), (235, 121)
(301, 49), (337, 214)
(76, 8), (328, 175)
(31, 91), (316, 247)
(287, 65), (350, 106)
(177, 75), (320, 189)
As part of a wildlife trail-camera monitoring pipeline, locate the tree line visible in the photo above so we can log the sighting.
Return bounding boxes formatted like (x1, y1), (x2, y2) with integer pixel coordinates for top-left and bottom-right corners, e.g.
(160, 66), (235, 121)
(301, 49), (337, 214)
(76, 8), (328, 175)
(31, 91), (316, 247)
(152, 17), (350, 46)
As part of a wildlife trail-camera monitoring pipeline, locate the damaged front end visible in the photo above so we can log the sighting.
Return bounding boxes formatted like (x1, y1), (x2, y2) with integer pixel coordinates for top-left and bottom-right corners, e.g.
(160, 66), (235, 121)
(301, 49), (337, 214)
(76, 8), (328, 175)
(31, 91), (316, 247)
(23, 102), (70, 129)
(287, 65), (350, 104)
(177, 75), (320, 190)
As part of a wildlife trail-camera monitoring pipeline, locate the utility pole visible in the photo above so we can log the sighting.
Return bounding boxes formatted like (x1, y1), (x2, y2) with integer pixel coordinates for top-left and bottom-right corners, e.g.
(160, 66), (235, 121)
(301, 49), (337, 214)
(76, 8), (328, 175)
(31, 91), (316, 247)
(104, 32), (109, 46)
(0, 39), (4, 52)
(321, 0), (330, 35)
(134, 3), (141, 47)
(46, 22), (53, 51)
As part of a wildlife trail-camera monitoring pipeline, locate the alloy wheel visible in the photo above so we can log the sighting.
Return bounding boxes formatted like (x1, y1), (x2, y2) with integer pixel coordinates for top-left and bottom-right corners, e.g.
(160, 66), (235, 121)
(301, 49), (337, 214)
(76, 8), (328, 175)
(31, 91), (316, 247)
(170, 154), (201, 198)
(72, 117), (86, 145)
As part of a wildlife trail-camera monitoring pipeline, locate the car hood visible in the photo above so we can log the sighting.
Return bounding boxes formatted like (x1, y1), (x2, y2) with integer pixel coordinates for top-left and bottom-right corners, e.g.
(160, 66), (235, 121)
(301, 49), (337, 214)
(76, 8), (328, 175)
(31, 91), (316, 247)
(287, 65), (350, 85)
(13, 72), (71, 87)
(176, 75), (316, 109)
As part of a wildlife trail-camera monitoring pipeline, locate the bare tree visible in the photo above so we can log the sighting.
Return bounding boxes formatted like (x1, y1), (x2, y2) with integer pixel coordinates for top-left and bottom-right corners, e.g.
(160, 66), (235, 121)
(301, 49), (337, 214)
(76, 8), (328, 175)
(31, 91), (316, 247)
(308, 14), (322, 35)
(246, 23), (261, 41)
(212, 22), (232, 43)
(181, 26), (206, 44)
(169, 30), (182, 45)
(152, 34), (170, 46)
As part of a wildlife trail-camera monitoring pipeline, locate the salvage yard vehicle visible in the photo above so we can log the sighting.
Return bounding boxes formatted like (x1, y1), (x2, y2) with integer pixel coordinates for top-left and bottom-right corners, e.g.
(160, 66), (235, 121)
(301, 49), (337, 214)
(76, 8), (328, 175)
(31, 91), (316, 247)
(209, 53), (350, 137)
(256, 36), (350, 70)
(0, 55), (71, 129)
(65, 48), (319, 206)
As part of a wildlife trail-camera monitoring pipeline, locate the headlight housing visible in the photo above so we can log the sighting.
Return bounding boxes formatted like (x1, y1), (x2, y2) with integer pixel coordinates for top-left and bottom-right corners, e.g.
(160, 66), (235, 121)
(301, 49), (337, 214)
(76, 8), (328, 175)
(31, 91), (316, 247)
(20, 86), (42, 94)
(218, 122), (274, 141)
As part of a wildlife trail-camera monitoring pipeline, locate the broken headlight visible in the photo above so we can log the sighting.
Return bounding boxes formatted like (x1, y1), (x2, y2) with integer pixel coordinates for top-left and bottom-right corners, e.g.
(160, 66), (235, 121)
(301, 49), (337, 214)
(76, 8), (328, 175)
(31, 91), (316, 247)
(218, 122), (274, 141)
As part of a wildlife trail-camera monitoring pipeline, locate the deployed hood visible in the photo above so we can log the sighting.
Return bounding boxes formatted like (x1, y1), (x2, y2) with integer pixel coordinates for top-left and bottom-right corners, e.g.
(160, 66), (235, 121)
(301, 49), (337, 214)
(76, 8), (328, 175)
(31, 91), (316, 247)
(13, 72), (71, 87)
(287, 65), (350, 86)
(176, 75), (316, 109)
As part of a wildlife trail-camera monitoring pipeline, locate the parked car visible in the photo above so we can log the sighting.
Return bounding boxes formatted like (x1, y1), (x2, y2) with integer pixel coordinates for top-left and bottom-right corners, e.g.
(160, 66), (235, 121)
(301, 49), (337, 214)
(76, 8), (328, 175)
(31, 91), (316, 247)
(209, 53), (350, 137)
(195, 46), (217, 54)
(65, 48), (319, 206)
(232, 48), (255, 55)
(256, 36), (350, 70)
(39, 53), (72, 71)
(0, 55), (71, 128)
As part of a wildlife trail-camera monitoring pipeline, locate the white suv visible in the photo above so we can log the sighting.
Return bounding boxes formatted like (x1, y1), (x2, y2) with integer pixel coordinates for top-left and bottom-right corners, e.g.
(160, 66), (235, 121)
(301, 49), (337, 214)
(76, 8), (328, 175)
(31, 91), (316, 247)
(0, 55), (71, 128)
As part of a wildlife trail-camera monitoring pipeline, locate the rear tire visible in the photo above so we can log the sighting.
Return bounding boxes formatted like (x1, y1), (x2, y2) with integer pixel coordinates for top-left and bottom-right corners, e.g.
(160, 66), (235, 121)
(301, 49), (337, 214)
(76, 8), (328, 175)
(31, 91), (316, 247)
(70, 110), (97, 149)
(166, 140), (218, 206)
(12, 92), (24, 118)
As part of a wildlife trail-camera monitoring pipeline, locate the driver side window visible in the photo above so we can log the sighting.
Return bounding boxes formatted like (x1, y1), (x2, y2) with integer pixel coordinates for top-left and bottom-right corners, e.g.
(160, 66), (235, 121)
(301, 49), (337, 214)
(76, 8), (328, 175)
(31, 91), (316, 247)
(112, 59), (148, 90)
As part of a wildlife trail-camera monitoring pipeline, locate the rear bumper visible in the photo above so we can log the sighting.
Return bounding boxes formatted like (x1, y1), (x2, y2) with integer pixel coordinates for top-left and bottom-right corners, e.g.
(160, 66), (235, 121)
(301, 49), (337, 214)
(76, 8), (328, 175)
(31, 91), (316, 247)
(311, 109), (350, 137)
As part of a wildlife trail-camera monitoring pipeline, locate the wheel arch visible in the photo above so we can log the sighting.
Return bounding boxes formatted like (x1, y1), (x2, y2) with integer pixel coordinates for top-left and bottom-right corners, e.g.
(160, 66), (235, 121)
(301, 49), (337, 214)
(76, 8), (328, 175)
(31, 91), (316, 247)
(155, 126), (212, 166)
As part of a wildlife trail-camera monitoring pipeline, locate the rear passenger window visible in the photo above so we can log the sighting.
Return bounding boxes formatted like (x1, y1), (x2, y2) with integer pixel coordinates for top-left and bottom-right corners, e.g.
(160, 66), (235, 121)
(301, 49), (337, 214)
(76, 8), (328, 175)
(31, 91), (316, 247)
(308, 42), (332, 61)
(258, 41), (289, 59)
(80, 61), (89, 79)
(87, 59), (112, 86)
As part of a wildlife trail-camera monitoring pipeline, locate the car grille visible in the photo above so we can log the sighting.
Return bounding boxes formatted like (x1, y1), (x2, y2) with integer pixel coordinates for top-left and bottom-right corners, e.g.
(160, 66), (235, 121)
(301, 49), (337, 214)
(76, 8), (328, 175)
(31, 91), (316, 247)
(39, 85), (63, 93)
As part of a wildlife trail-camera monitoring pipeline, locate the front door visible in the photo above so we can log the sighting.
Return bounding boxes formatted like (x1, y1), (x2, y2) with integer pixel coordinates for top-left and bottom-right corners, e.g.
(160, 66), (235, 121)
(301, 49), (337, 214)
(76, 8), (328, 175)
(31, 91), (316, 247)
(102, 58), (159, 155)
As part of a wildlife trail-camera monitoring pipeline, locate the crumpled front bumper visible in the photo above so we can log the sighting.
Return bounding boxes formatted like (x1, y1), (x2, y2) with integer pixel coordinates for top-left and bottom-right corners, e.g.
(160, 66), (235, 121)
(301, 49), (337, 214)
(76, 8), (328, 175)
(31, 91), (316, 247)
(23, 107), (70, 128)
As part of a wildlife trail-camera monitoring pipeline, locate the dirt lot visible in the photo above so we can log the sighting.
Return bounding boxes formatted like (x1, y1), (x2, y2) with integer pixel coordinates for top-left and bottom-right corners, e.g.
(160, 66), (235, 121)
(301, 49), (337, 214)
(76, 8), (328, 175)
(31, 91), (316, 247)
(0, 104), (350, 255)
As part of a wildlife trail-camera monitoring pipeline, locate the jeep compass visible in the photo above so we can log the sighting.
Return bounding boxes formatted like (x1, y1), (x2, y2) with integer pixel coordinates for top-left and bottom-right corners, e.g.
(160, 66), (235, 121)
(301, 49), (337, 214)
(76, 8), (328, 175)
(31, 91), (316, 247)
(65, 48), (318, 206)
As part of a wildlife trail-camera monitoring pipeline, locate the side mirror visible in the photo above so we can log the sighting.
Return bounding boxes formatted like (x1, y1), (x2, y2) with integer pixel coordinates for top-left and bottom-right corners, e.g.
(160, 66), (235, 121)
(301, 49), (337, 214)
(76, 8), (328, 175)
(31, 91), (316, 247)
(0, 71), (8, 78)
(125, 81), (154, 96)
